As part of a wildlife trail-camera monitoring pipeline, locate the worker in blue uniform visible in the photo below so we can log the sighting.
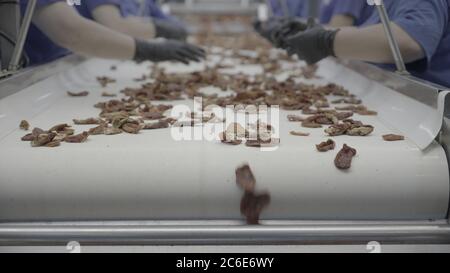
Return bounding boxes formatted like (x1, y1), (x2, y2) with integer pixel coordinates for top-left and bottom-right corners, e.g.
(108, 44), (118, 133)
(20, 0), (203, 66)
(320, 0), (375, 27)
(256, 0), (375, 46)
(277, 0), (450, 88)
(76, 0), (187, 41)
(269, 0), (307, 18)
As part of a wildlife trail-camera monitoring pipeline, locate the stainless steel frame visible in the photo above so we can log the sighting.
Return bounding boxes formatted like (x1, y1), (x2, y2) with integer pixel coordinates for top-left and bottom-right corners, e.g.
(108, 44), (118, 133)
(8, 0), (36, 71)
(374, 0), (409, 75)
(1, 220), (450, 246)
(0, 54), (84, 99)
(0, 0), (36, 78)
(0, 0), (20, 71)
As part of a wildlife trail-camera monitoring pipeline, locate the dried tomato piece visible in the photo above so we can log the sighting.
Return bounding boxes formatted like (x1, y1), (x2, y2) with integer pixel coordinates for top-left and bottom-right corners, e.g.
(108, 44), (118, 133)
(383, 134), (405, 141)
(31, 127), (46, 137)
(48, 124), (71, 133)
(65, 132), (89, 143)
(302, 114), (338, 128)
(227, 123), (247, 138)
(325, 123), (350, 136)
(31, 133), (56, 147)
(141, 112), (165, 120)
(315, 101), (330, 108)
(334, 144), (357, 170)
(88, 124), (107, 135)
(235, 164), (256, 192)
(342, 119), (363, 127)
(101, 92), (117, 97)
(122, 123), (141, 134)
(120, 119), (142, 134)
(67, 91), (89, 97)
(290, 131), (310, 137)
(97, 76), (116, 87)
(240, 191), (271, 225)
(73, 118), (103, 125)
(219, 132), (242, 145)
(302, 107), (319, 115)
(161, 117), (178, 125)
(21, 133), (34, 141)
(335, 112), (353, 120)
(19, 120), (30, 130)
(316, 139), (335, 152)
(335, 105), (366, 112)
(143, 120), (170, 130)
(344, 98), (362, 105)
(355, 109), (378, 116)
(45, 141), (61, 148)
(287, 115), (304, 122)
(346, 125), (374, 136)
(301, 122), (322, 129)
(245, 138), (280, 148)
(104, 127), (122, 135)
(100, 111), (129, 121)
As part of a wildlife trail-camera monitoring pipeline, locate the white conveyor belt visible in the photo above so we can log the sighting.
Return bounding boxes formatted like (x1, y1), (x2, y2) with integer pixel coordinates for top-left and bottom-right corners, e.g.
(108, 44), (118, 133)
(0, 56), (448, 222)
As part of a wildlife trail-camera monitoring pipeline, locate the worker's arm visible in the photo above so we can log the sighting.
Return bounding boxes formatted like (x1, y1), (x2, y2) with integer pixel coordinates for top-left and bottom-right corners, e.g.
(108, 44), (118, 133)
(91, 4), (156, 40)
(328, 15), (355, 28)
(334, 24), (425, 63)
(31, 2), (204, 63)
(32, 2), (135, 59)
(283, 23), (424, 65)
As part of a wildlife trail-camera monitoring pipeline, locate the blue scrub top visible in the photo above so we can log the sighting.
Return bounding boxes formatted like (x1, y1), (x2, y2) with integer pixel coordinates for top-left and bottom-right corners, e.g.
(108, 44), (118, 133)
(269, 0), (374, 26)
(21, 0), (70, 65)
(269, 0), (307, 18)
(361, 0), (450, 88)
(76, 0), (176, 21)
(22, 0), (180, 66)
(320, 0), (375, 26)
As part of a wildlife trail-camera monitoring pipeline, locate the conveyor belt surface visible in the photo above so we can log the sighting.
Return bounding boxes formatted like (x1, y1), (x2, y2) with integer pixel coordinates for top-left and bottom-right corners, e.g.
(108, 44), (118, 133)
(0, 55), (448, 222)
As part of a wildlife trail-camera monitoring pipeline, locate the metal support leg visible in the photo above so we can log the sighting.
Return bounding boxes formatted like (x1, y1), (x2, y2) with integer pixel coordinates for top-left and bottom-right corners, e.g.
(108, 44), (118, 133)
(9, 0), (36, 71)
(0, 0), (20, 71)
(374, 0), (409, 75)
(307, 0), (320, 20)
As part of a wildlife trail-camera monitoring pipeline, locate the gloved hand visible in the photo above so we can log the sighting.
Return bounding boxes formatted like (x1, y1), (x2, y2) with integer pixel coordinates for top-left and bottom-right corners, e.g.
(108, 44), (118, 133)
(154, 19), (188, 41)
(284, 25), (340, 65)
(133, 39), (205, 64)
(272, 17), (314, 48)
(253, 17), (288, 45)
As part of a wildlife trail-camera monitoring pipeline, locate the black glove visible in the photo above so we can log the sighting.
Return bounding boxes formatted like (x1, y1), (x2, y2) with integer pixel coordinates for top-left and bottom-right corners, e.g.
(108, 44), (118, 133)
(253, 17), (288, 45)
(284, 26), (340, 65)
(272, 17), (314, 48)
(133, 39), (205, 64)
(154, 19), (188, 41)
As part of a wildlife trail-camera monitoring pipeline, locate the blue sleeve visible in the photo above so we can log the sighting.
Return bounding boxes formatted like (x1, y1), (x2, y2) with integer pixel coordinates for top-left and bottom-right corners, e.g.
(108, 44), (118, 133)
(83, 0), (122, 11)
(391, 0), (448, 64)
(27, 0), (64, 8)
(75, 0), (123, 19)
(147, 0), (185, 28)
(148, 0), (170, 20)
(269, 0), (305, 18)
(330, 0), (367, 20)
